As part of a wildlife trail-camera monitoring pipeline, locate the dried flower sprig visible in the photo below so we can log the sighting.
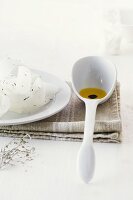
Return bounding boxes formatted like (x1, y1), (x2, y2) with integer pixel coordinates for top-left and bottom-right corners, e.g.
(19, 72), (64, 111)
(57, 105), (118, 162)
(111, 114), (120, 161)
(0, 134), (35, 169)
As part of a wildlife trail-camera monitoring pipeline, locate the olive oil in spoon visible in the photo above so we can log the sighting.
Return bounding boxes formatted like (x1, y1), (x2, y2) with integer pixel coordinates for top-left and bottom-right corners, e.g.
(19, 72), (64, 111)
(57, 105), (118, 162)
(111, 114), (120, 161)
(79, 88), (107, 99)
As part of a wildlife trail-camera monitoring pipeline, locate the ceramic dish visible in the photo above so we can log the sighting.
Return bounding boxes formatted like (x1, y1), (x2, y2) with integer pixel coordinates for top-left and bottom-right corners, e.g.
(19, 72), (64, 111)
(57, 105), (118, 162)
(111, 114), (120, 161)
(0, 70), (71, 126)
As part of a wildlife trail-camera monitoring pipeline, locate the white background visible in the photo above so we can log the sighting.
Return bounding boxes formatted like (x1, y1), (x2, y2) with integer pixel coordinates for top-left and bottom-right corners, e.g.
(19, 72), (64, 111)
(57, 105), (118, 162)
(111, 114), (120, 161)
(0, 0), (132, 79)
(0, 0), (133, 200)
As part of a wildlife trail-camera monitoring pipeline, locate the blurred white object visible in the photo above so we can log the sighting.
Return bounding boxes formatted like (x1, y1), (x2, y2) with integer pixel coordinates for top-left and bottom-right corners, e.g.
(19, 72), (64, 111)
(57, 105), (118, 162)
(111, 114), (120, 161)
(102, 9), (122, 55)
(120, 9), (133, 43)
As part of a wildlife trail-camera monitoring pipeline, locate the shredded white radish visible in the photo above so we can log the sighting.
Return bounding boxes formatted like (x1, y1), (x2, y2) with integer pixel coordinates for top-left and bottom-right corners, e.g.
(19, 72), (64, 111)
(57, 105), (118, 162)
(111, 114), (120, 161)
(0, 61), (59, 116)
(15, 66), (32, 96)
(0, 95), (10, 117)
(0, 57), (17, 80)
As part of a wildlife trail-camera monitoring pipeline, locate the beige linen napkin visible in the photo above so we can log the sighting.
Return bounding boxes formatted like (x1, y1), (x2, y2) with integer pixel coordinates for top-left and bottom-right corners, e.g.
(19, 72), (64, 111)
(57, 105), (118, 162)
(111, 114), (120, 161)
(0, 83), (122, 143)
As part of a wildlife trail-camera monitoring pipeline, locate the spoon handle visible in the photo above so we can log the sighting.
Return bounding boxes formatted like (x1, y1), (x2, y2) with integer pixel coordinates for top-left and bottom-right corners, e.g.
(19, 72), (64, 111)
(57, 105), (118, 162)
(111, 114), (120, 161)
(83, 100), (98, 144)
(77, 100), (98, 183)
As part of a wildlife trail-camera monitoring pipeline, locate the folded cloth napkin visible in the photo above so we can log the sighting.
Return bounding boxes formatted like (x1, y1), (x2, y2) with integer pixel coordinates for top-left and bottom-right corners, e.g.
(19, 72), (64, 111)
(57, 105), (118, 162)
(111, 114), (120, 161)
(0, 83), (122, 143)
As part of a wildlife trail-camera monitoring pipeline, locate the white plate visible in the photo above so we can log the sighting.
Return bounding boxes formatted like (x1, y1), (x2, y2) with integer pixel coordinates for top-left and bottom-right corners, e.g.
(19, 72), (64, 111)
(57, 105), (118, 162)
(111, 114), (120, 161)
(0, 70), (71, 126)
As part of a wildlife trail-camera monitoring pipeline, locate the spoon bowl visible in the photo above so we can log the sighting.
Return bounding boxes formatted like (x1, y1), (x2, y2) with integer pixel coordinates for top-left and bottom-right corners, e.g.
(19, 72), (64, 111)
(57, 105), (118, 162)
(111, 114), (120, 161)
(72, 56), (117, 183)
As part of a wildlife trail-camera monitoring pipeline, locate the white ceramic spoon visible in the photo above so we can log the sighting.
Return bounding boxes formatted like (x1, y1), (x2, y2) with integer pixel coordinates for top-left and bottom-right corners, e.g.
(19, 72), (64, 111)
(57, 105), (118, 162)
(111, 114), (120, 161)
(72, 56), (117, 183)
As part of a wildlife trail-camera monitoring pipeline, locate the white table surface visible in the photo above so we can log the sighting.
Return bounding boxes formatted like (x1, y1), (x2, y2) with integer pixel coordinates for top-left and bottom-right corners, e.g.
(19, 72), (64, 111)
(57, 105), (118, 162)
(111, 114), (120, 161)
(0, 55), (133, 200)
(0, 1), (133, 199)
